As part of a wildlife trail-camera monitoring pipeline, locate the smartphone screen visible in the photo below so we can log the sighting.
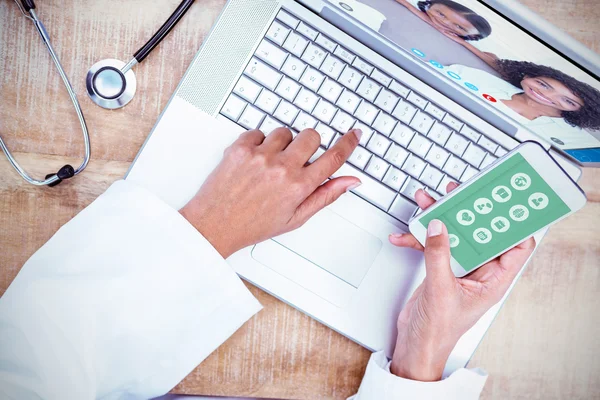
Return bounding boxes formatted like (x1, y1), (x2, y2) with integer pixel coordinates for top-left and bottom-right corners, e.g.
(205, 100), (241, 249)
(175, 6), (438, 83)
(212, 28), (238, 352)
(417, 152), (572, 273)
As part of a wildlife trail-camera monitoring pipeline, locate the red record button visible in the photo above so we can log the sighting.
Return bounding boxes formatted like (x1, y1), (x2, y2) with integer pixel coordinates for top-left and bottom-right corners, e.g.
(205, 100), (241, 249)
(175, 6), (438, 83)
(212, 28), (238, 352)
(483, 93), (497, 103)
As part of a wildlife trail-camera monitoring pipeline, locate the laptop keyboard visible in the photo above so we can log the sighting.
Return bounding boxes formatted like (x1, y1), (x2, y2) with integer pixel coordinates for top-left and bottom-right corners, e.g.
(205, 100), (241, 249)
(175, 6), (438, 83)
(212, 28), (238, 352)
(219, 9), (508, 225)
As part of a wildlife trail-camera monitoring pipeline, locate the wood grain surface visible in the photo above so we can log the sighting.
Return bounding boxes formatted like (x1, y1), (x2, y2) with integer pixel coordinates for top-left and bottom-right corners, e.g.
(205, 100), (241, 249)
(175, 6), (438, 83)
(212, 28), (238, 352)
(0, 0), (598, 399)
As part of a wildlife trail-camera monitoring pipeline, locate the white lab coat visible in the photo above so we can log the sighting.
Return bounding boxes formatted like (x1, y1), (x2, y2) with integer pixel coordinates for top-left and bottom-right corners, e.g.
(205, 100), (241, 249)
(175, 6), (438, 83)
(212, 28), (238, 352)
(0, 180), (487, 399)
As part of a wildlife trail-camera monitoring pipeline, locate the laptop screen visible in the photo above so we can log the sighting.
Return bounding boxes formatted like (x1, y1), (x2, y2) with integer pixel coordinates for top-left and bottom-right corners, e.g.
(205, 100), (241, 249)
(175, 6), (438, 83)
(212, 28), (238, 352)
(326, 0), (600, 163)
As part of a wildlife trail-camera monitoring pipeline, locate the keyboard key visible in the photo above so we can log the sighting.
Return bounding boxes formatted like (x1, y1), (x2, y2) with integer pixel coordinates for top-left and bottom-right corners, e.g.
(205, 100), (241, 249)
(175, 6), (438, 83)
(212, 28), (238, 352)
(365, 157), (390, 180)
(301, 43), (327, 69)
(315, 33), (337, 53)
(425, 103), (446, 120)
(260, 116), (283, 134)
(300, 67), (325, 92)
(478, 135), (499, 153)
(384, 144), (410, 168)
(420, 165), (444, 190)
(294, 88), (319, 113)
(333, 46), (356, 64)
(495, 147), (508, 157)
(442, 114), (464, 132)
(234, 75), (262, 103)
(297, 22), (318, 40)
(443, 155), (467, 180)
(371, 69), (392, 87)
(266, 20), (291, 46)
(353, 57), (374, 75)
(392, 99), (418, 124)
(274, 100), (300, 125)
(367, 133), (392, 157)
(292, 111), (318, 131)
(312, 99), (338, 124)
(390, 123), (415, 147)
(389, 195), (419, 223)
(372, 113), (397, 136)
(339, 66), (364, 91)
(356, 78), (382, 103)
(480, 153), (497, 169)
(354, 101), (379, 125)
(333, 163), (396, 210)
(402, 154), (427, 178)
(277, 10), (300, 29)
(318, 78), (343, 103)
(383, 167), (408, 191)
(320, 54), (345, 79)
(401, 177), (425, 202)
(255, 39), (288, 69)
(221, 94), (247, 121)
(255, 89), (282, 114)
(460, 165), (479, 183)
(315, 122), (336, 147)
(460, 125), (481, 142)
(407, 92), (428, 110)
(347, 146), (372, 169)
(281, 56), (307, 81)
(283, 31), (309, 57)
(462, 143), (486, 167)
(407, 133), (433, 158)
(374, 89), (400, 114)
(427, 121), (452, 146)
(275, 76), (301, 102)
(445, 132), (469, 156)
(239, 104), (265, 130)
(437, 175), (457, 194)
(409, 111), (435, 135)
(331, 111), (356, 133)
(425, 145), (450, 169)
(337, 89), (361, 114)
(245, 58), (282, 91)
(389, 80), (411, 98)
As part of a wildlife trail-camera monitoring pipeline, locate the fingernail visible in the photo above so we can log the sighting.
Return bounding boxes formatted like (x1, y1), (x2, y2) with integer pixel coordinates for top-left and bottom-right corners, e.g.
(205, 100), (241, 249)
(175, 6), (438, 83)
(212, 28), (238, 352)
(350, 129), (362, 142)
(346, 182), (362, 192)
(390, 233), (404, 239)
(428, 219), (444, 237)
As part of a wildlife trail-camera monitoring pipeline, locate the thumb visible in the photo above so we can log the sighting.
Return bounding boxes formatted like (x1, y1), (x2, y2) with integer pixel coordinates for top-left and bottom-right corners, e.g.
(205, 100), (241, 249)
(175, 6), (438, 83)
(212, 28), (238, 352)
(423, 220), (455, 288)
(291, 177), (361, 227)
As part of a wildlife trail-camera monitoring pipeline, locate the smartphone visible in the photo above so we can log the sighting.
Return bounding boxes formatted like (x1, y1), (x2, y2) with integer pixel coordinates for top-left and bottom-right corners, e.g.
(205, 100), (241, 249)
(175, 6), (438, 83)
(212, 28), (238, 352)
(408, 142), (587, 277)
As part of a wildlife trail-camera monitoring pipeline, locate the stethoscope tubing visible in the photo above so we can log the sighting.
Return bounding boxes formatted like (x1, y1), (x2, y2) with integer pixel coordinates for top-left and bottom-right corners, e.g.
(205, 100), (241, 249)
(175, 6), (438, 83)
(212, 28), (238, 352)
(1, 5), (90, 186)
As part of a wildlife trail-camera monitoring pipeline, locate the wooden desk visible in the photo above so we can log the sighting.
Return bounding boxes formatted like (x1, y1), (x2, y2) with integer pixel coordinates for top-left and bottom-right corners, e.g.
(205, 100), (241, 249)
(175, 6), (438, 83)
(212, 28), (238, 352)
(1, 0), (598, 398)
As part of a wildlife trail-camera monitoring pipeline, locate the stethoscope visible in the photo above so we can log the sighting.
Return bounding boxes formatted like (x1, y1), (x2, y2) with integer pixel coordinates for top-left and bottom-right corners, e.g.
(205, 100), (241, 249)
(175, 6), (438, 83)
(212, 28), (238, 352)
(1, 0), (194, 186)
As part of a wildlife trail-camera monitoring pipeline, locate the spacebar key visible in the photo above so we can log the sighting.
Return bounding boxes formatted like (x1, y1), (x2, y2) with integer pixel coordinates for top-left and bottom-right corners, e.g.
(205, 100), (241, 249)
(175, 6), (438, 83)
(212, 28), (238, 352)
(332, 163), (396, 210)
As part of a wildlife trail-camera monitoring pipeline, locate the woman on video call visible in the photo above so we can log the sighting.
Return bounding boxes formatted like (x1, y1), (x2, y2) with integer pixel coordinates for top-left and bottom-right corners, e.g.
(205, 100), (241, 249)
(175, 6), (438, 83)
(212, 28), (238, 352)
(447, 60), (600, 148)
(394, 0), (500, 70)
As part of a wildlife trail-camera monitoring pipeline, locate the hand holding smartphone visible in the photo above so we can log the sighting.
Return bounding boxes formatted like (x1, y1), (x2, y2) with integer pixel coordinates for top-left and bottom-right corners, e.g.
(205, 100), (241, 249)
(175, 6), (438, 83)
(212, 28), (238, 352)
(409, 142), (587, 277)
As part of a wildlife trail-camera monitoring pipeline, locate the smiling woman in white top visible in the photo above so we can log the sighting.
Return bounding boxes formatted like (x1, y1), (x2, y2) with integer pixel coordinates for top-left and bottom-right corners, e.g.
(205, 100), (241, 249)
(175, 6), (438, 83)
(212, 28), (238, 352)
(447, 61), (600, 149)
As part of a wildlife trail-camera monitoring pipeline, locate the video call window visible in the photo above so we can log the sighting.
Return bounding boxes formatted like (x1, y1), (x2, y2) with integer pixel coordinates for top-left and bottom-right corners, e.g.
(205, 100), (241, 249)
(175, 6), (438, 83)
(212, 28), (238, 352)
(328, 0), (600, 159)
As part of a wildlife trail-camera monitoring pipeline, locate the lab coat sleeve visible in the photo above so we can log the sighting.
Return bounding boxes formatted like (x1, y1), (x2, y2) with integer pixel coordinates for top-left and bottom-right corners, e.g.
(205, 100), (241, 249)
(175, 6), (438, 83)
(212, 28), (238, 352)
(0, 180), (262, 400)
(348, 351), (488, 400)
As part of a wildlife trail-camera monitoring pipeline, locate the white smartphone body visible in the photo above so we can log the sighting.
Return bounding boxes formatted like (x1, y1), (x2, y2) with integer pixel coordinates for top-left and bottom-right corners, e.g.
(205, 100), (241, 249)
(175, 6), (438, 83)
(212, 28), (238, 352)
(408, 142), (587, 277)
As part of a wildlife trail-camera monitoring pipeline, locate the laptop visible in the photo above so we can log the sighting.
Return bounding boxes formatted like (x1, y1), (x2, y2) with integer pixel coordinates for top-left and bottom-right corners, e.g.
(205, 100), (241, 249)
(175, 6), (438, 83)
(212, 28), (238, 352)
(126, 0), (600, 376)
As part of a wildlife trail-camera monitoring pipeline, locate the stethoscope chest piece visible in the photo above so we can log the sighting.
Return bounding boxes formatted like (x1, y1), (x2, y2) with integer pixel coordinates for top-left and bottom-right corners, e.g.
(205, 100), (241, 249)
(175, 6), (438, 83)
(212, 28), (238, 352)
(86, 59), (136, 109)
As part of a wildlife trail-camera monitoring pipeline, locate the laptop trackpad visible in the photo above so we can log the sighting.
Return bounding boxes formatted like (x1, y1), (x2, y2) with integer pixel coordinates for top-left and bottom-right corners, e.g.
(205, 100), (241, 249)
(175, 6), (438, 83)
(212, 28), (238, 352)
(268, 209), (382, 288)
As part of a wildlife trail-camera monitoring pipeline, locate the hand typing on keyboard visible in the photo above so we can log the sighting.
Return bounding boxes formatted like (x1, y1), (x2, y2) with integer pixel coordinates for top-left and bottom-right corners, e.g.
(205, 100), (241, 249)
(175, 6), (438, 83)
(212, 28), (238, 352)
(180, 127), (362, 259)
(388, 184), (536, 382)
